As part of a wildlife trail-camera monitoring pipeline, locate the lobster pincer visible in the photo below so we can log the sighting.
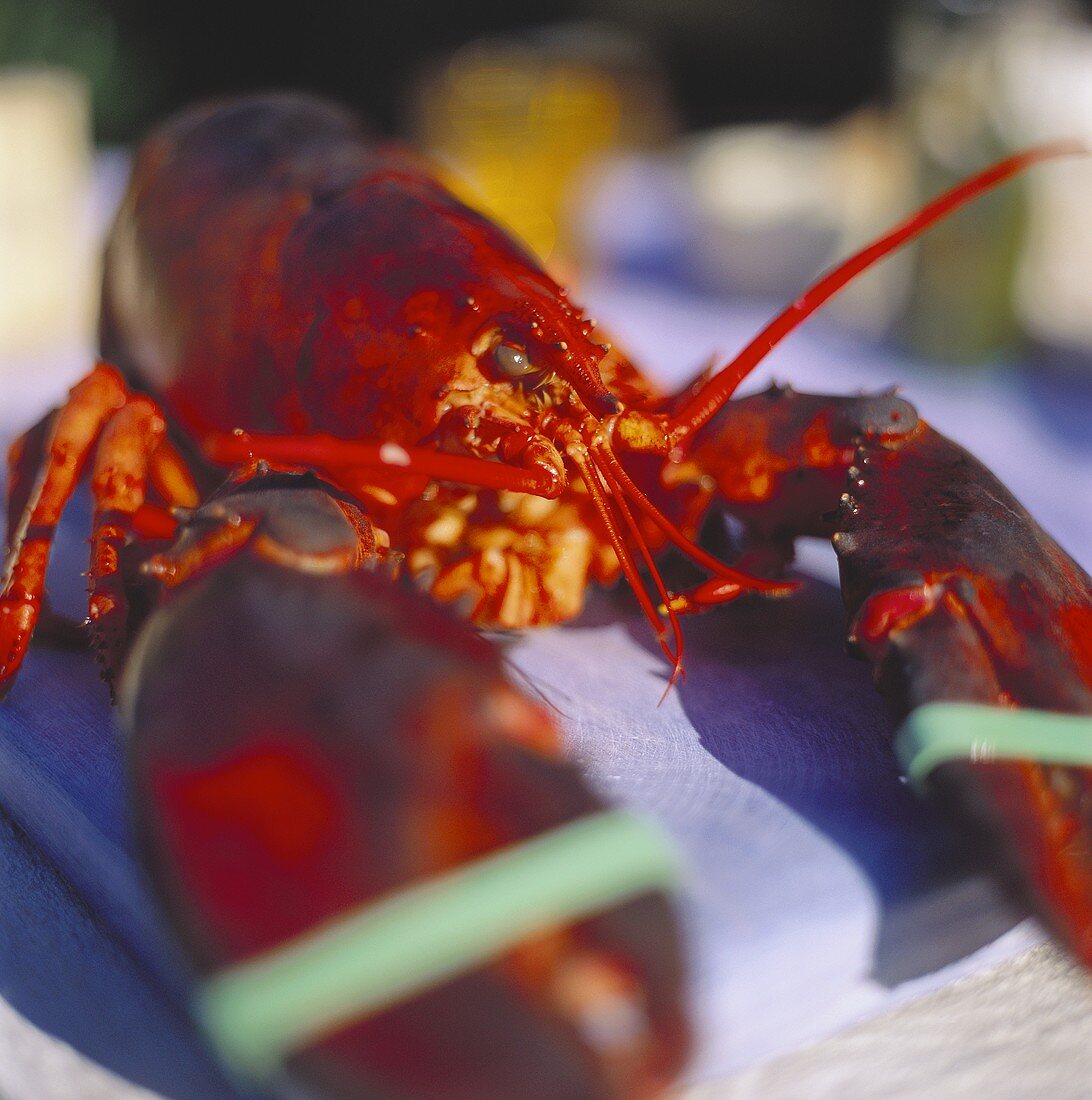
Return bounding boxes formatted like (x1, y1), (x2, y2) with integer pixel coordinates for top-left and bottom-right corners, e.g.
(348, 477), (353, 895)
(117, 472), (689, 1098)
(697, 384), (1092, 967)
(835, 422), (1092, 964)
(660, 383), (919, 600)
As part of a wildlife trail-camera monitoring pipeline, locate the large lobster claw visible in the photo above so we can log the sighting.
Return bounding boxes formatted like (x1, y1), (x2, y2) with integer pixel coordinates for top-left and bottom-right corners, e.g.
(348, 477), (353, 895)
(835, 423), (1092, 963)
(706, 386), (1092, 964)
(121, 473), (690, 1097)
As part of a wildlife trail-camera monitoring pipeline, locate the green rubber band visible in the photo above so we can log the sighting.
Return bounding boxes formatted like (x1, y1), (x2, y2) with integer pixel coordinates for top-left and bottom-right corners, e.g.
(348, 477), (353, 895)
(896, 702), (1092, 791)
(197, 809), (678, 1081)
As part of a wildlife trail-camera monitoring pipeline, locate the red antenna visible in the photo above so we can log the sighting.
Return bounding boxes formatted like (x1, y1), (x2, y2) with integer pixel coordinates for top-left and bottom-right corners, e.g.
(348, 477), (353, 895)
(668, 142), (1087, 445)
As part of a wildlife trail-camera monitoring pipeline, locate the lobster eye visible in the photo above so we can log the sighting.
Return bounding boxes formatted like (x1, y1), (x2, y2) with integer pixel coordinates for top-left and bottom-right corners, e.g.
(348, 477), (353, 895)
(494, 343), (537, 379)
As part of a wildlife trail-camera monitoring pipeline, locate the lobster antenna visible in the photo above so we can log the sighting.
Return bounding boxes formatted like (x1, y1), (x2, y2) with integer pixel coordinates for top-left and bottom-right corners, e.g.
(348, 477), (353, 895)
(668, 141), (1087, 444)
(562, 434), (684, 677)
(592, 453), (686, 689)
(592, 441), (796, 599)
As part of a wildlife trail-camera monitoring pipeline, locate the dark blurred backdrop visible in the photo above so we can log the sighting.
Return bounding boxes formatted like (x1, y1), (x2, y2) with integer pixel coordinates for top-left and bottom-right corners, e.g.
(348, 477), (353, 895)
(1, 0), (905, 141)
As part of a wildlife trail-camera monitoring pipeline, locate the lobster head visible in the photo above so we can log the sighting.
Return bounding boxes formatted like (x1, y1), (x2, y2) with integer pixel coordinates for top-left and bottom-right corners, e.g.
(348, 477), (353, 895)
(465, 285), (623, 421)
(370, 165), (625, 424)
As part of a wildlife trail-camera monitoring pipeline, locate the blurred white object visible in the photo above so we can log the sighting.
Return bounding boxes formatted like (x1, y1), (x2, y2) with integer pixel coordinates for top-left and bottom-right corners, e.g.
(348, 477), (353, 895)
(0, 69), (92, 361)
(684, 113), (916, 338)
(897, 0), (1092, 365)
(1000, 1), (1092, 359)
(687, 124), (841, 298)
(577, 111), (917, 342)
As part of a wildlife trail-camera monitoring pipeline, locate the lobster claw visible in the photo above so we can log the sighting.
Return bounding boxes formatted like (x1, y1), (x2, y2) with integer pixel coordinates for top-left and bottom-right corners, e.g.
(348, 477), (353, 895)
(834, 424), (1092, 962)
(701, 386), (1092, 966)
(121, 478), (690, 1097)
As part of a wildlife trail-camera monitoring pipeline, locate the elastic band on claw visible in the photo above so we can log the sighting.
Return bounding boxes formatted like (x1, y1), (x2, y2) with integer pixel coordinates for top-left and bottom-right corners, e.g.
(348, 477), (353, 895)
(197, 809), (679, 1081)
(896, 702), (1092, 791)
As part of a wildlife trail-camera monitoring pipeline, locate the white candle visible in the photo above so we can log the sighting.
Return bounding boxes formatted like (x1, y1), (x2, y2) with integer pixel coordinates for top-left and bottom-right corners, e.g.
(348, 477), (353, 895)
(0, 69), (92, 360)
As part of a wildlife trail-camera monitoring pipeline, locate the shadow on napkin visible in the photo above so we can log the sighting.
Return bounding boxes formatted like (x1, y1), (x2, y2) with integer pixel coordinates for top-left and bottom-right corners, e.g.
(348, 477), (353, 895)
(631, 576), (1027, 986)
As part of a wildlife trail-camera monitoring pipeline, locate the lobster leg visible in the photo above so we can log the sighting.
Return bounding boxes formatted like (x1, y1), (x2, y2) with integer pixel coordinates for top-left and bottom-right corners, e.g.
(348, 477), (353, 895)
(0, 363), (198, 692)
(5, 410), (87, 647)
(203, 430), (567, 499)
(5, 411), (54, 548)
(88, 398), (201, 682)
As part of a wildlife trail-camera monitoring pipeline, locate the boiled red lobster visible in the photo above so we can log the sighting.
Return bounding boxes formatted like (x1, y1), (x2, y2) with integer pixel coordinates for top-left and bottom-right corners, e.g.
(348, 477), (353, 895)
(0, 93), (1090, 1096)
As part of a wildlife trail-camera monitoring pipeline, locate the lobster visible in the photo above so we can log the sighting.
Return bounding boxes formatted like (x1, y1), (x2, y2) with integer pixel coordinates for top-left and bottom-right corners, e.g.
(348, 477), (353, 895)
(0, 92), (1089, 1093)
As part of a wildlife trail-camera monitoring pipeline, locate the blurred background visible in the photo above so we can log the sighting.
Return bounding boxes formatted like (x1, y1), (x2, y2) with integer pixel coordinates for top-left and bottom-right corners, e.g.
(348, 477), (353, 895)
(2, 0), (1092, 373)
